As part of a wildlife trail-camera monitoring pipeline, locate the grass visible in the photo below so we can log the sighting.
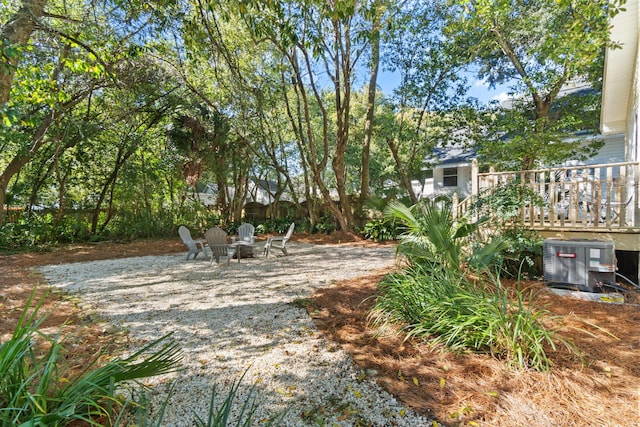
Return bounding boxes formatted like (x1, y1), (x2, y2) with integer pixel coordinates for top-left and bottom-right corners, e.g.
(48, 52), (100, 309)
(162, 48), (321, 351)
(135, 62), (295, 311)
(0, 288), (182, 427)
(370, 263), (569, 371)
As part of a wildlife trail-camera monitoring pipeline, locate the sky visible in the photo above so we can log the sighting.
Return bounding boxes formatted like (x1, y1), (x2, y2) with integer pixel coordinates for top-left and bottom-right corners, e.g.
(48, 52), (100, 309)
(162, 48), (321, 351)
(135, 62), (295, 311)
(376, 69), (513, 105)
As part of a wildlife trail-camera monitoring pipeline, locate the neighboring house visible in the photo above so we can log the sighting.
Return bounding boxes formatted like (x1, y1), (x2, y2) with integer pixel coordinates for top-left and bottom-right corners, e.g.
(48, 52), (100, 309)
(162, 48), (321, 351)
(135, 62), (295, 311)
(193, 179), (301, 222)
(193, 183), (221, 207)
(420, 133), (626, 200)
(420, 143), (476, 198)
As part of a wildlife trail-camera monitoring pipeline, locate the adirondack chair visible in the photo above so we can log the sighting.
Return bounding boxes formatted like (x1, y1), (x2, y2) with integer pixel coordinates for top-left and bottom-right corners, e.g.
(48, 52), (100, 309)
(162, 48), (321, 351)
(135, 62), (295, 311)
(264, 222), (294, 257)
(205, 227), (232, 265)
(234, 223), (256, 244)
(231, 223), (256, 259)
(178, 226), (208, 260)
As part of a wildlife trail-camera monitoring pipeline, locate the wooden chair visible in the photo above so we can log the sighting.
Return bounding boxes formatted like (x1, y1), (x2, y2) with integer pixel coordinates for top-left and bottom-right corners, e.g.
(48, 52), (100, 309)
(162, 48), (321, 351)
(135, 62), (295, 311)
(235, 223), (256, 244)
(205, 227), (232, 265)
(264, 222), (294, 257)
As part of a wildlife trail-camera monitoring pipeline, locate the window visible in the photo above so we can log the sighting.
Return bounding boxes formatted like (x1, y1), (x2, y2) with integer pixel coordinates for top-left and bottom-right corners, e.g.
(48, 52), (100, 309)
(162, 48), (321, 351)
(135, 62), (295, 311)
(443, 167), (458, 187)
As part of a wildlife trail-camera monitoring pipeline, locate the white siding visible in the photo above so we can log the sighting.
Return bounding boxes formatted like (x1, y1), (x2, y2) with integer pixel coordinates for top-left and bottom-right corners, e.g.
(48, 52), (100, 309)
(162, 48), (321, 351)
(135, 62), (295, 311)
(432, 165), (473, 197)
(561, 134), (625, 167)
(589, 134), (626, 164)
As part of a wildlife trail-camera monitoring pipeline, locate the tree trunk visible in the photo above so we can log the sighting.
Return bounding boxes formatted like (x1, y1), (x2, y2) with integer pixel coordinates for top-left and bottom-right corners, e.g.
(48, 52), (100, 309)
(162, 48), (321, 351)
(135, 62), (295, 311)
(0, 110), (56, 224)
(330, 18), (354, 231)
(90, 146), (134, 234)
(0, 0), (48, 105)
(361, 13), (381, 203)
(387, 137), (418, 203)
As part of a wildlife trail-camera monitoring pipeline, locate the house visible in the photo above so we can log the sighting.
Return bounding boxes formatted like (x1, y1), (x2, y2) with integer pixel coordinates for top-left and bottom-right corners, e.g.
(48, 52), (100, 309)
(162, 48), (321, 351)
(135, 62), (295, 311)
(193, 179), (302, 222)
(446, 1), (639, 282)
(421, 76), (627, 201)
(601, 0), (639, 165)
(420, 143), (476, 198)
(421, 134), (626, 200)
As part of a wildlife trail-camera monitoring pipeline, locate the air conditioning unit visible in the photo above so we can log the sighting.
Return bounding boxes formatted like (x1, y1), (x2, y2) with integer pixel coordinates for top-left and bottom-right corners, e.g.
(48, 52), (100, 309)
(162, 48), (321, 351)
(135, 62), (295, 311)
(543, 239), (616, 292)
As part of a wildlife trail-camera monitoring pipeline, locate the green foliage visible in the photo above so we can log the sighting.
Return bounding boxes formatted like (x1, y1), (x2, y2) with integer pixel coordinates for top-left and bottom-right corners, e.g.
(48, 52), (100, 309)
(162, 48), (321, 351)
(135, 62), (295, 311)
(193, 371), (285, 427)
(473, 179), (545, 223)
(0, 200), (218, 251)
(255, 217), (295, 235)
(0, 289), (182, 426)
(471, 182), (544, 278)
(374, 194), (567, 371)
(362, 217), (402, 242)
(482, 227), (543, 279)
(371, 264), (562, 371)
(312, 214), (337, 235)
(384, 198), (502, 271)
(444, 0), (624, 169)
(0, 213), (94, 251)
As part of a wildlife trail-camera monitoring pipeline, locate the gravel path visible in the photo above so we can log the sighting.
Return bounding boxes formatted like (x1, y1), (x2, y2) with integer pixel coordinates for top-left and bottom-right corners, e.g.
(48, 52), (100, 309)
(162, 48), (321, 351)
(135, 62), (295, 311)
(40, 242), (433, 426)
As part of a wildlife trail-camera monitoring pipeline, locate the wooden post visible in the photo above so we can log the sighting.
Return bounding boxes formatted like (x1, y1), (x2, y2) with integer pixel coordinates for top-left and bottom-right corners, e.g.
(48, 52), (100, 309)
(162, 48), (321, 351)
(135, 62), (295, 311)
(634, 162), (640, 227)
(471, 158), (479, 198)
(452, 192), (459, 220)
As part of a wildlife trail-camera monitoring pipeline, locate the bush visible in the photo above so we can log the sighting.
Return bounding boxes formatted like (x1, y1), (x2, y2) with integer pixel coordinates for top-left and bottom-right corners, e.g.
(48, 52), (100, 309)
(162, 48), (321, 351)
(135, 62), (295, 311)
(254, 217), (294, 235)
(313, 214), (336, 234)
(0, 289), (182, 426)
(0, 212), (94, 251)
(362, 217), (402, 242)
(371, 264), (564, 371)
(494, 227), (543, 279)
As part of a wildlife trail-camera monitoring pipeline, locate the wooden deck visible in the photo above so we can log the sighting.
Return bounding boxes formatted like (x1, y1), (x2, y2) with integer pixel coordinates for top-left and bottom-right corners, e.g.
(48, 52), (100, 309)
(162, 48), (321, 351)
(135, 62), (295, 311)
(456, 161), (640, 251)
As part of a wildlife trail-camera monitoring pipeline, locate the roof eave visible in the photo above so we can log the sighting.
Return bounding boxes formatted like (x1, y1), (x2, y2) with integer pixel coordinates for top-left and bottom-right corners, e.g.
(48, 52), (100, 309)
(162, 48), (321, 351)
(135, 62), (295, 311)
(600, 0), (639, 135)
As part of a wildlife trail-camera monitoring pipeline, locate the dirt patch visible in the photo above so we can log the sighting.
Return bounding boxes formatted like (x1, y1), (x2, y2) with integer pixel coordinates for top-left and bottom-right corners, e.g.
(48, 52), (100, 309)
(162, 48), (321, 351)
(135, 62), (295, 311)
(2, 234), (639, 426)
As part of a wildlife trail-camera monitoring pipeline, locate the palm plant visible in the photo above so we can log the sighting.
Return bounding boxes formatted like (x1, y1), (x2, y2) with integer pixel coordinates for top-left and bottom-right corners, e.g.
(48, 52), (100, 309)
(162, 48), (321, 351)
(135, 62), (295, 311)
(0, 289), (182, 427)
(384, 197), (502, 271)
(374, 197), (567, 371)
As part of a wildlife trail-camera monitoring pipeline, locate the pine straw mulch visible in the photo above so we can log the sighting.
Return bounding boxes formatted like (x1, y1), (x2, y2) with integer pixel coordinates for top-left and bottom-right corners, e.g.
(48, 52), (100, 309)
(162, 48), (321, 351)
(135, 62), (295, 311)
(1, 233), (639, 426)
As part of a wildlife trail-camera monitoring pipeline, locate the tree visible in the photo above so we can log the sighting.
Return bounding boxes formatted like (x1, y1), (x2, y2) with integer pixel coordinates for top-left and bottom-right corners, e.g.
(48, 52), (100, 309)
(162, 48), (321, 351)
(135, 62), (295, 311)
(380, 0), (471, 202)
(0, 0), (177, 224)
(360, 0), (396, 203)
(445, 0), (624, 170)
(234, 0), (381, 232)
(0, 0), (48, 107)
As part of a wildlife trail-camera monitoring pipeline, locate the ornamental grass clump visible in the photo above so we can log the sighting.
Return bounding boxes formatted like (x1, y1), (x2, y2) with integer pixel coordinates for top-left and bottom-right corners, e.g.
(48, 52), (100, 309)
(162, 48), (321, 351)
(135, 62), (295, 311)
(0, 289), (182, 427)
(371, 265), (560, 371)
(375, 198), (570, 371)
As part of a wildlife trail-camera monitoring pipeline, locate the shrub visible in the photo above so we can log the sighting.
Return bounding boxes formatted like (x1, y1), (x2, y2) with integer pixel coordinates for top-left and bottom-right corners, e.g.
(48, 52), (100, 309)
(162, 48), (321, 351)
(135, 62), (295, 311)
(384, 198), (504, 272)
(492, 227), (543, 279)
(313, 214), (336, 234)
(470, 180), (545, 278)
(371, 264), (564, 371)
(255, 217), (294, 235)
(0, 212), (93, 251)
(0, 289), (182, 426)
(362, 217), (402, 242)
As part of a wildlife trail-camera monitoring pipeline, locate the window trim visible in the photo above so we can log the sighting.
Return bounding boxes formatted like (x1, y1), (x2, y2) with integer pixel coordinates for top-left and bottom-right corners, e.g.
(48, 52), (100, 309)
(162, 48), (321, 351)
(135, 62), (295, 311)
(442, 167), (458, 187)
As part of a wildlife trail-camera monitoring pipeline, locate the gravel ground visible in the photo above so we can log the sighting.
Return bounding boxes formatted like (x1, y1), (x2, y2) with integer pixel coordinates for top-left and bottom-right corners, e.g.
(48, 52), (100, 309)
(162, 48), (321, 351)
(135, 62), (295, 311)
(39, 242), (433, 426)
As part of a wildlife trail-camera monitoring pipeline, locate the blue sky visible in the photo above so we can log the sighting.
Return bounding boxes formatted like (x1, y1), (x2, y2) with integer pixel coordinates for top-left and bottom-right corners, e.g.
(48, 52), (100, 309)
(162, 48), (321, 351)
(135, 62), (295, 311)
(376, 69), (513, 105)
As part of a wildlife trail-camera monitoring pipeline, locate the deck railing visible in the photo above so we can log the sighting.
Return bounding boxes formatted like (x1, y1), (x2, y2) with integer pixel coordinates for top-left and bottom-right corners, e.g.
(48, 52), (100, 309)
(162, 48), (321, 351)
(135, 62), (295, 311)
(460, 160), (640, 230)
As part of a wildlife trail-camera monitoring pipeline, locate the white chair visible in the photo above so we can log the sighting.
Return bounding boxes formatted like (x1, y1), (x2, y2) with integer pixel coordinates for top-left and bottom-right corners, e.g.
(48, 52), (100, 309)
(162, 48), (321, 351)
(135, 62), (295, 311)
(205, 227), (232, 264)
(178, 226), (208, 260)
(234, 223), (256, 244)
(232, 223), (256, 259)
(264, 222), (294, 257)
